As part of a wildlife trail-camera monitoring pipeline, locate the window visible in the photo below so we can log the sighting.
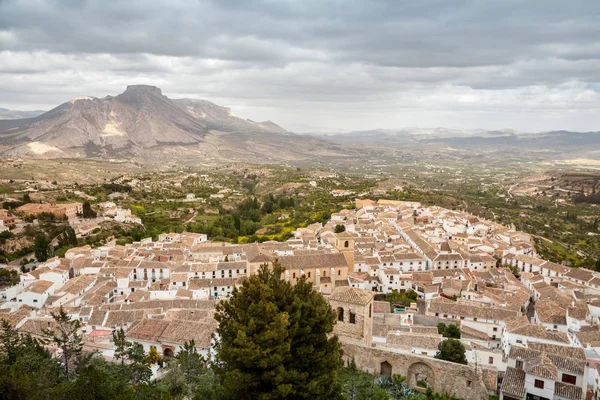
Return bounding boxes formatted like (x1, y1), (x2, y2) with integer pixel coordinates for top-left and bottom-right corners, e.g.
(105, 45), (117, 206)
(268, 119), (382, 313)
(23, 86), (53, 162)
(307, 272), (311, 278)
(515, 360), (523, 370)
(488, 357), (494, 364)
(33, 299), (38, 303)
(369, 304), (372, 318)
(516, 339), (523, 344)
(466, 380), (471, 388)
(293, 273), (296, 279)
(337, 307), (344, 322)
(344, 241), (349, 248)
(338, 269), (341, 276)
(493, 327), (498, 332)
(562, 374), (577, 385)
(349, 312), (356, 324)
(534, 379), (544, 389)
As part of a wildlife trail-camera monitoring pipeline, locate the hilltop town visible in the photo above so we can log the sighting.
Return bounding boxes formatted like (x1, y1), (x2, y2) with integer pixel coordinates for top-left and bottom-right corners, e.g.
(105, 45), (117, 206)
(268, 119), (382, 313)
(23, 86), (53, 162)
(2, 197), (600, 399)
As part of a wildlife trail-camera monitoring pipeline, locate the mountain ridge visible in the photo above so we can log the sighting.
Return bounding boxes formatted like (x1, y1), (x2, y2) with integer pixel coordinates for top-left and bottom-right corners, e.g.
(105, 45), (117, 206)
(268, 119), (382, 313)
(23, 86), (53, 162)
(0, 85), (328, 163)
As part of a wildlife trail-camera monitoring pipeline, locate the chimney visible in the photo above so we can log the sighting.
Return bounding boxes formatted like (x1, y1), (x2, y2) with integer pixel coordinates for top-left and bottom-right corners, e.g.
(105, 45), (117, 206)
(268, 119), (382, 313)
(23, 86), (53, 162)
(331, 267), (336, 290)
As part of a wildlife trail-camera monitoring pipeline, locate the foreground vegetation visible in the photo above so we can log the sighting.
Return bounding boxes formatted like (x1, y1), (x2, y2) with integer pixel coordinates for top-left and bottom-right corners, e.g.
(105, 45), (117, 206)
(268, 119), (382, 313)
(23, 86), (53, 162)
(0, 262), (466, 400)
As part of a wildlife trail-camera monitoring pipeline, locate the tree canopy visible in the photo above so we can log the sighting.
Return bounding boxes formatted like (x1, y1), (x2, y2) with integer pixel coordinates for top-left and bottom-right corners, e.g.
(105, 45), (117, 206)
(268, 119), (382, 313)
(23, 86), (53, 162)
(434, 339), (467, 365)
(436, 323), (460, 339)
(212, 260), (343, 399)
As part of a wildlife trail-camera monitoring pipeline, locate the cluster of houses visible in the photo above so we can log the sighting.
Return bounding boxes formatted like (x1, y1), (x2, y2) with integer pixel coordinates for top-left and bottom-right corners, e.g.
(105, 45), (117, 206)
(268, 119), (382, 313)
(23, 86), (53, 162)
(2, 198), (600, 399)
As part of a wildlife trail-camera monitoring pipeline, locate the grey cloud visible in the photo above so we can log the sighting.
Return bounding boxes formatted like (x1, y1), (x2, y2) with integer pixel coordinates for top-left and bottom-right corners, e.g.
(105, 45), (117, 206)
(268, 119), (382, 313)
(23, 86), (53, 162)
(0, 0), (599, 131)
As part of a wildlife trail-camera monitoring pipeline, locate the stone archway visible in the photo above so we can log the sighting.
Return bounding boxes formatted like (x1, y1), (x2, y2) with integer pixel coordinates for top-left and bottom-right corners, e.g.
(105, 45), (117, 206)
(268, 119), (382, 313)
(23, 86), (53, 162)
(407, 362), (435, 390)
(380, 361), (392, 378)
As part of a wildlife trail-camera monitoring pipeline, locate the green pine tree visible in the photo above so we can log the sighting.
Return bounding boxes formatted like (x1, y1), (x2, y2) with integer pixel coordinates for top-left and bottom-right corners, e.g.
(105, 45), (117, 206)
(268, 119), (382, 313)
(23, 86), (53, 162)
(34, 234), (50, 262)
(434, 338), (467, 365)
(112, 328), (127, 366)
(43, 307), (84, 378)
(212, 260), (343, 400)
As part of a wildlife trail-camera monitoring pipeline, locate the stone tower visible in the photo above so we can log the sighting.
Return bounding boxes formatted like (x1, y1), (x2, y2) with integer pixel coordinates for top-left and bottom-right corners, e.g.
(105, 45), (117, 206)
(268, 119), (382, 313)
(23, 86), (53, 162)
(327, 286), (374, 346)
(335, 231), (355, 270)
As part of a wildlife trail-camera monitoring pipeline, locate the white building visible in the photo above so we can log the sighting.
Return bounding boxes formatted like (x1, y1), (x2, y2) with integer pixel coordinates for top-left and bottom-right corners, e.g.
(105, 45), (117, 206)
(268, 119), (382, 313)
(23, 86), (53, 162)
(16, 280), (55, 308)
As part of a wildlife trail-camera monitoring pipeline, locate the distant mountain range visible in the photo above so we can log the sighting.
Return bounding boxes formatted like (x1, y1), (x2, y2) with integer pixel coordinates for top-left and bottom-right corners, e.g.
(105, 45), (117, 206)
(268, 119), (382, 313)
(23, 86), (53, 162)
(1, 87), (598, 165)
(0, 85), (349, 163)
(311, 128), (600, 156)
(0, 108), (46, 120)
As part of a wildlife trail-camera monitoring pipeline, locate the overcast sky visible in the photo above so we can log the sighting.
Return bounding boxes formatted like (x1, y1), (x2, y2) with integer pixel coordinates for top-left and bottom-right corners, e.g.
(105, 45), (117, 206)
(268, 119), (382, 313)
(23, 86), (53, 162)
(1, 0), (599, 132)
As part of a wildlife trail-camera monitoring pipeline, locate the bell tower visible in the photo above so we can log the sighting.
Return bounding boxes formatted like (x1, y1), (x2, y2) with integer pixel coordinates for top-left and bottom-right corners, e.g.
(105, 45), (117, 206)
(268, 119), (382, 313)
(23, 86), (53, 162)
(335, 231), (355, 270)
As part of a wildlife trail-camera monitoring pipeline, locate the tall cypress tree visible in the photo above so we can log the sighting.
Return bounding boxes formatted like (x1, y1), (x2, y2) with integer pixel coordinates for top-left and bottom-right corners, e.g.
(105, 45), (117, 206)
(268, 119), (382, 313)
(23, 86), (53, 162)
(212, 261), (343, 400)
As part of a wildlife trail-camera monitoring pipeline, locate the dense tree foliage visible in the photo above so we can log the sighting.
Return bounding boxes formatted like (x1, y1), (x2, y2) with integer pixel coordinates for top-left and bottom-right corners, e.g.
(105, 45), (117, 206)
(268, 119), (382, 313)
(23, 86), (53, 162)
(34, 233), (51, 262)
(436, 323), (460, 339)
(212, 260), (343, 399)
(82, 201), (97, 218)
(0, 268), (19, 286)
(0, 310), (167, 400)
(434, 339), (467, 365)
(335, 224), (346, 233)
(375, 289), (418, 308)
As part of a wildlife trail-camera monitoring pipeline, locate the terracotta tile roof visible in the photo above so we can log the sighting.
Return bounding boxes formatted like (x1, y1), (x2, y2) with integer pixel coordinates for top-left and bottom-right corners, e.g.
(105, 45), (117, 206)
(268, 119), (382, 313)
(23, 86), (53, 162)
(57, 274), (97, 294)
(524, 354), (558, 379)
(500, 367), (526, 398)
(506, 319), (570, 343)
(18, 318), (55, 336)
(567, 303), (589, 321)
(0, 307), (32, 327)
(565, 267), (594, 282)
(157, 320), (216, 347)
(460, 325), (489, 340)
(554, 382), (583, 400)
(373, 301), (391, 314)
(26, 280), (54, 294)
(127, 318), (171, 342)
(535, 300), (567, 325)
(88, 309), (108, 326)
(277, 253), (348, 270)
(575, 327), (600, 347)
(126, 290), (150, 302)
(175, 288), (193, 298)
(386, 331), (442, 350)
(328, 287), (374, 306)
(540, 261), (570, 274)
(528, 342), (586, 361)
(428, 297), (519, 321)
(508, 342), (586, 379)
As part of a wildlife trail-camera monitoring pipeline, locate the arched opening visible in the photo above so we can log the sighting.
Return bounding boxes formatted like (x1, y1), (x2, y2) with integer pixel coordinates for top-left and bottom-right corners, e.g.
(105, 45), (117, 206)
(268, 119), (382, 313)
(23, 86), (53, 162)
(337, 307), (344, 322)
(380, 361), (392, 378)
(344, 241), (349, 248)
(407, 362), (435, 391)
(163, 348), (174, 358)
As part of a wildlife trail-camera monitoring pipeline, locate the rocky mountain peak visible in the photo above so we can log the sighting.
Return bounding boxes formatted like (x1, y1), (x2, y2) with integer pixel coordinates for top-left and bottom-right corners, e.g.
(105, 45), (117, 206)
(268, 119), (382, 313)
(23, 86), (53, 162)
(115, 85), (165, 105)
(123, 85), (163, 96)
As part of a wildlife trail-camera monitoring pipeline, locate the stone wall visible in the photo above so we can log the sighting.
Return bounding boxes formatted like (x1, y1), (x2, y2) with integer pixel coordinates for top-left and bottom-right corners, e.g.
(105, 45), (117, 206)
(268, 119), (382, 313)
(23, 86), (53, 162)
(340, 339), (497, 400)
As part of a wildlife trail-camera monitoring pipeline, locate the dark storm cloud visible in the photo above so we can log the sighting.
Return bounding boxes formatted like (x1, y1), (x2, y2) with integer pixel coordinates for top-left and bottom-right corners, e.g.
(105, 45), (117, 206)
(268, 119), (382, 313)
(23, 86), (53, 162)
(0, 0), (599, 131)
